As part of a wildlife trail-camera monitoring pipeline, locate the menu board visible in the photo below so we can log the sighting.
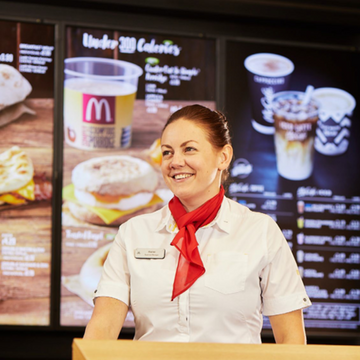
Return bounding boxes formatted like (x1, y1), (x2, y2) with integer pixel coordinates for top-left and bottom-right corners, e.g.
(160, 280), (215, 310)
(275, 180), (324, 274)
(60, 26), (216, 327)
(0, 20), (55, 325)
(225, 41), (360, 332)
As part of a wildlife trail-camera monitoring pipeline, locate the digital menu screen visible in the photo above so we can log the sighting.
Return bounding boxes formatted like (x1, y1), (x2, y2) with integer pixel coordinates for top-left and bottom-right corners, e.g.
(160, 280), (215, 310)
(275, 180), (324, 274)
(60, 26), (216, 327)
(0, 20), (55, 325)
(225, 41), (360, 332)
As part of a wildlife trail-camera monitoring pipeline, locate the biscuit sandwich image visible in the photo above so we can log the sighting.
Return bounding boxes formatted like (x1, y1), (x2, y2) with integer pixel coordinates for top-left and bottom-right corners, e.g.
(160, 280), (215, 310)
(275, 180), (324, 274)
(62, 155), (164, 226)
(0, 146), (52, 207)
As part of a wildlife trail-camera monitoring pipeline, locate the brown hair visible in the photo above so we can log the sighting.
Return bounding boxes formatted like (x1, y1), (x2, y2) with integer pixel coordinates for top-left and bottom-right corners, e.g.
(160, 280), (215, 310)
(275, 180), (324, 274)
(162, 104), (232, 183)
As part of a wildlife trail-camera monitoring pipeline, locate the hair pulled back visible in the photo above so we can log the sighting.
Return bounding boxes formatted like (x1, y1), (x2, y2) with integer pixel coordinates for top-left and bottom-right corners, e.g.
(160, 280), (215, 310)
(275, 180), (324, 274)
(162, 104), (232, 183)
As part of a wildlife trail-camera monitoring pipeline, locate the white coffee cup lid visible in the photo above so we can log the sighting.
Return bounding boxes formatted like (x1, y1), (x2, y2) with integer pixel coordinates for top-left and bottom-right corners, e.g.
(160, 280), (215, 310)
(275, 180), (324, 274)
(244, 53), (294, 77)
(312, 87), (356, 114)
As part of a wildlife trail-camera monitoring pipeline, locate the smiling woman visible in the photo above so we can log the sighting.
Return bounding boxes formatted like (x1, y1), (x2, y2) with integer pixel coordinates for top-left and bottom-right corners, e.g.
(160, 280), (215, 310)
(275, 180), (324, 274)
(84, 104), (311, 344)
(160, 106), (233, 212)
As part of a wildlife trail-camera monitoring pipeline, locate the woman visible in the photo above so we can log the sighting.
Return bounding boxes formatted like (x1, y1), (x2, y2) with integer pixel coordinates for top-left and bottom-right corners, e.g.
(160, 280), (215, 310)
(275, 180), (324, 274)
(84, 104), (311, 343)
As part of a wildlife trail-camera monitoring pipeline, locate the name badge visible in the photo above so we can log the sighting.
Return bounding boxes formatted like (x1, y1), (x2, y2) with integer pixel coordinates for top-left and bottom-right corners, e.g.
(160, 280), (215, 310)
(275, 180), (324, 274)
(134, 248), (166, 259)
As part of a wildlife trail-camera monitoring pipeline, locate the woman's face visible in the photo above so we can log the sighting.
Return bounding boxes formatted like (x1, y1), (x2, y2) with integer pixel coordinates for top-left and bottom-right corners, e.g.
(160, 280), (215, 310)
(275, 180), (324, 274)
(161, 118), (229, 212)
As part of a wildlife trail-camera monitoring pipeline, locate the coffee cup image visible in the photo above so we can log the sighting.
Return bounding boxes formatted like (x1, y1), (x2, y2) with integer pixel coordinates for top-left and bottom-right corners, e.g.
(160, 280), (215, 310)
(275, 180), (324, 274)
(63, 57), (143, 150)
(297, 200), (305, 214)
(312, 87), (356, 156)
(296, 250), (305, 263)
(272, 90), (319, 181)
(297, 232), (305, 245)
(244, 53), (294, 135)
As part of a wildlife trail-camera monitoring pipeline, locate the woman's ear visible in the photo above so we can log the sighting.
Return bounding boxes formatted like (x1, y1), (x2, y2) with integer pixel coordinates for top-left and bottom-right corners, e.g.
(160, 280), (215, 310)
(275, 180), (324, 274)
(218, 144), (233, 171)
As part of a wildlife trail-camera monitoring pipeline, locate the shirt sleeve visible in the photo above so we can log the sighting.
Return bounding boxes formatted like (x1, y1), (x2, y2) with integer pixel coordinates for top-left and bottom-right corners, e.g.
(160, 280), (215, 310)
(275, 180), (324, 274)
(260, 217), (311, 316)
(94, 225), (130, 306)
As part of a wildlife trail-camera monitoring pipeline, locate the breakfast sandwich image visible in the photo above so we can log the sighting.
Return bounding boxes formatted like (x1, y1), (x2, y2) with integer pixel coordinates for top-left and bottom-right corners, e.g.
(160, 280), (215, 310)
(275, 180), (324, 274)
(0, 64), (35, 128)
(0, 146), (52, 208)
(62, 154), (167, 226)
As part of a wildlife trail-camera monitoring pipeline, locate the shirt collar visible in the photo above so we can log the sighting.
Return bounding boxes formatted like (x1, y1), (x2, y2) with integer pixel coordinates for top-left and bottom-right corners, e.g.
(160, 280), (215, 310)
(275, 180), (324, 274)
(206, 197), (231, 234)
(155, 205), (173, 232)
(155, 197), (231, 234)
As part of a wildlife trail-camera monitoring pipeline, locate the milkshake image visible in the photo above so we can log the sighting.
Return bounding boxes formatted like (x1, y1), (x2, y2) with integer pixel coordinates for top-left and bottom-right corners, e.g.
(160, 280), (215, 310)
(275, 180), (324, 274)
(272, 90), (319, 181)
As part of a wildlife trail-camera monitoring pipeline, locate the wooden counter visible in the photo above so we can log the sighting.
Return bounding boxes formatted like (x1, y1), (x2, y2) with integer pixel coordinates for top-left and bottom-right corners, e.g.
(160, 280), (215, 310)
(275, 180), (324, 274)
(73, 339), (360, 360)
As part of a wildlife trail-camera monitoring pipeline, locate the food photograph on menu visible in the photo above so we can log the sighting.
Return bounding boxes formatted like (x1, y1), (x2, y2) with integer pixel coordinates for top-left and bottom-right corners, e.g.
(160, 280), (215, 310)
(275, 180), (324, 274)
(225, 41), (360, 331)
(0, 20), (55, 325)
(60, 26), (216, 327)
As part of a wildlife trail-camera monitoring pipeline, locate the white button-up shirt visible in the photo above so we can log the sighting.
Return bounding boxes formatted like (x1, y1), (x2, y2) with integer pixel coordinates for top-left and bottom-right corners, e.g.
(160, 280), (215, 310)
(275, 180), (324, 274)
(95, 197), (311, 343)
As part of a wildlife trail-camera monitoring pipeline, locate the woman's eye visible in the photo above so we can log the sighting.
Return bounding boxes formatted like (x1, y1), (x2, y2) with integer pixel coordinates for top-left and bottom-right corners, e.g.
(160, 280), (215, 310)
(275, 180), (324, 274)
(185, 147), (195, 152)
(162, 150), (171, 157)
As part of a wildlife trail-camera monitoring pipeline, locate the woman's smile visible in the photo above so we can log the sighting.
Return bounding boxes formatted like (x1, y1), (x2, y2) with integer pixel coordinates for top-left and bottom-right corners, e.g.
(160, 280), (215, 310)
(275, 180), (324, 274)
(171, 173), (194, 181)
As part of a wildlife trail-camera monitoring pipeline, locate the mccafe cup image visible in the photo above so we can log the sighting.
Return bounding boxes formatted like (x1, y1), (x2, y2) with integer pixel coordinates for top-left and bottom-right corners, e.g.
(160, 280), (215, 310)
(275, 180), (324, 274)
(244, 53), (294, 135)
(312, 87), (356, 156)
(63, 57), (143, 151)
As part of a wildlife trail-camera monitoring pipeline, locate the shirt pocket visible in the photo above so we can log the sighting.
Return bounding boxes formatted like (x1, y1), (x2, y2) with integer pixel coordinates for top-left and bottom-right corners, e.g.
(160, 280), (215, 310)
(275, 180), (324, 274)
(205, 252), (248, 294)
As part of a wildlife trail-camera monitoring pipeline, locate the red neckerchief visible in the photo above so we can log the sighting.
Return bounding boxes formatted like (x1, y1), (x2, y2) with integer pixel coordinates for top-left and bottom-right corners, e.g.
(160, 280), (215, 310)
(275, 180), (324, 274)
(169, 186), (225, 300)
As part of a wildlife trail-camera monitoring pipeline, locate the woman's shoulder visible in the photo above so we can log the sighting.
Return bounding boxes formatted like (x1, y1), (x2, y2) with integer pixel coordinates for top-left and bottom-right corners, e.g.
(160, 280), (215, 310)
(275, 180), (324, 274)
(223, 197), (284, 243)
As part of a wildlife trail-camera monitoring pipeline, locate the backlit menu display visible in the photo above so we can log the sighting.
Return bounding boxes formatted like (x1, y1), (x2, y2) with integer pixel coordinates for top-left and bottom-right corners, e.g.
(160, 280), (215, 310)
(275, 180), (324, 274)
(225, 40), (360, 331)
(60, 25), (216, 327)
(0, 20), (55, 326)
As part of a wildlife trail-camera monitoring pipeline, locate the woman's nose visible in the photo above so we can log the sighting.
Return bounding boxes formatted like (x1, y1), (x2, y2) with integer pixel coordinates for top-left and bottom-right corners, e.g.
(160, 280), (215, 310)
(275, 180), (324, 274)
(170, 152), (185, 168)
